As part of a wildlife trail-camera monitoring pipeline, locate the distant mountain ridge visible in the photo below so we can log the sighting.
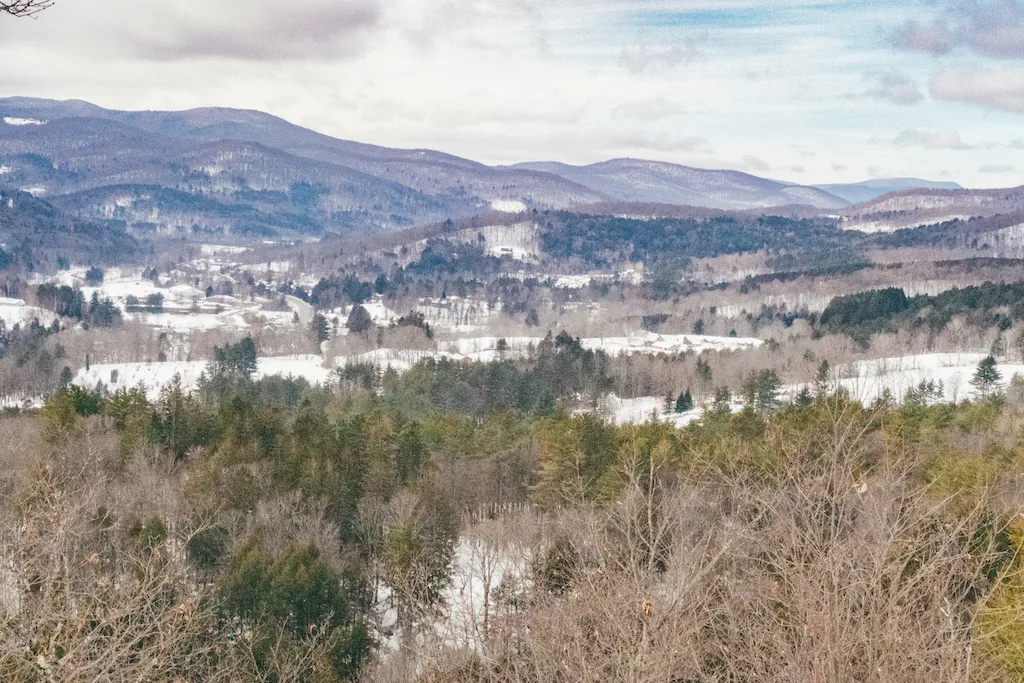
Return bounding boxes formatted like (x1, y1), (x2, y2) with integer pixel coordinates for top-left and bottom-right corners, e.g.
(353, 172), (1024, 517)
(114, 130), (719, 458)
(837, 185), (1024, 233)
(510, 159), (849, 210)
(0, 96), (981, 241)
(0, 97), (608, 238)
(813, 178), (963, 204)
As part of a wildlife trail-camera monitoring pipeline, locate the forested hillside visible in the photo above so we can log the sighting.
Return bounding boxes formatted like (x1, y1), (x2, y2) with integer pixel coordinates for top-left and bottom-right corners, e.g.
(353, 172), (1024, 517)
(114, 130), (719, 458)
(5, 346), (1024, 681)
(0, 188), (144, 270)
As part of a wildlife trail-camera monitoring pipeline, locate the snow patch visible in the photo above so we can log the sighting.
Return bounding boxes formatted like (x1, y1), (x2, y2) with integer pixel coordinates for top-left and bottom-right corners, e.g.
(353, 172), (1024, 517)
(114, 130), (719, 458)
(490, 199), (527, 213)
(199, 244), (248, 256)
(3, 117), (45, 126)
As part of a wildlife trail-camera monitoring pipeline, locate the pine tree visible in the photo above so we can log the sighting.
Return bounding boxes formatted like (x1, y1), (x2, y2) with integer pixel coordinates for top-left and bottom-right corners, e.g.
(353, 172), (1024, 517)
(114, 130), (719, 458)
(310, 312), (330, 344)
(971, 355), (1002, 399)
(675, 389), (693, 413)
(696, 358), (713, 400)
(664, 392), (675, 413)
(755, 369), (783, 414)
(814, 359), (831, 400)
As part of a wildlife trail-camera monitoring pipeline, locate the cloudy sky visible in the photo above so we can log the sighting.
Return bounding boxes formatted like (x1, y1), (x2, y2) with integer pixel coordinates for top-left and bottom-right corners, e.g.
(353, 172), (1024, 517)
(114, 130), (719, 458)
(2, 0), (1024, 187)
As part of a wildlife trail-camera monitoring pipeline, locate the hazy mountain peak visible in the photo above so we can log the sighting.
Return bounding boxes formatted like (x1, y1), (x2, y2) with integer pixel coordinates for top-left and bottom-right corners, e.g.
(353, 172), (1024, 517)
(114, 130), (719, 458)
(814, 178), (963, 204)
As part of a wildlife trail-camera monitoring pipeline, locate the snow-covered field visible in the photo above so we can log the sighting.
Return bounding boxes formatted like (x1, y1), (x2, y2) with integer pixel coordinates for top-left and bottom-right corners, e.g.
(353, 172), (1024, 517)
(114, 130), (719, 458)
(0, 298), (57, 327)
(828, 353), (1024, 404)
(553, 269), (644, 289)
(73, 355), (332, 399)
(601, 352), (1024, 428)
(596, 394), (706, 427)
(581, 332), (762, 356)
(415, 297), (500, 331)
(199, 244), (248, 256)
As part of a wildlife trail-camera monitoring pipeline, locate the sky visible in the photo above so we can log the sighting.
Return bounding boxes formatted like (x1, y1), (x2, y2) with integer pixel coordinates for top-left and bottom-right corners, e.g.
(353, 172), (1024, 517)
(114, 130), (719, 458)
(1, 0), (1024, 187)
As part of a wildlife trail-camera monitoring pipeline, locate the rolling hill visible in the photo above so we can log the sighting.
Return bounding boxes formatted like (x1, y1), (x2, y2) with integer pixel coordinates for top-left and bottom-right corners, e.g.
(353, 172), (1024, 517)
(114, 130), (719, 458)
(510, 159), (848, 210)
(1, 97), (861, 241)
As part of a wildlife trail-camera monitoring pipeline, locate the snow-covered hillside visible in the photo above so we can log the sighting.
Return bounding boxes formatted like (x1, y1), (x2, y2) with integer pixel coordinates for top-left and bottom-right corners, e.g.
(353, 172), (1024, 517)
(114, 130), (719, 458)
(73, 355), (332, 399)
(581, 332), (762, 356)
(0, 298), (58, 327)
(828, 353), (1024, 404)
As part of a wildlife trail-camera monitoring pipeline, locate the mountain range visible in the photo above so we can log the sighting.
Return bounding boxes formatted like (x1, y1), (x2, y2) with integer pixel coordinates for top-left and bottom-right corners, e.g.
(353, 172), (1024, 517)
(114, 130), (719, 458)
(0, 97), (970, 240)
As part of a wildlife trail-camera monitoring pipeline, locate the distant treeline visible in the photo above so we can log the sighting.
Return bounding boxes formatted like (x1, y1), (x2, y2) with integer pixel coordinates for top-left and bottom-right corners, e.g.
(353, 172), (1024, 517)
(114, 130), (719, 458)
(538, 212), (854, 267)
(821, 281), (1024, 339)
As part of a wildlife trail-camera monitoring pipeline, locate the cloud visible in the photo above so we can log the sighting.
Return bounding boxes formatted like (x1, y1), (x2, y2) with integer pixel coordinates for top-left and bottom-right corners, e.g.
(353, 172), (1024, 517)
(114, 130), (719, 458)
(980, 163), (1017, 172)
(893, 1), (1024, 59)
(613, 98), (693, 121)
(619, 38), (704, 74)
(891, 129), (973, 149)
(127, 0), (383, 61)
(600, 133), (713, 155)
(0, 0), (383, 61)
(892, 19), (954, 55)
(741, 155), (771, 173)
(863, 72), (924, 105)
(930, 66), (1024, 112)
(403, 0), (549, 56)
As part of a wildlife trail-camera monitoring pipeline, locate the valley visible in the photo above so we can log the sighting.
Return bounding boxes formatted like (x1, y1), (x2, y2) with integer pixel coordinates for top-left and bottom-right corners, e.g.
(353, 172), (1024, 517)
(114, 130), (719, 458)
(3, 96), (1024, 682)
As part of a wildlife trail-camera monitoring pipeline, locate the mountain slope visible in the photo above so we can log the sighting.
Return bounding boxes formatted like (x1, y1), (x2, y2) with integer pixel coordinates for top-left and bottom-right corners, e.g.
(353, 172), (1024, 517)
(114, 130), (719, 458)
(510, 159), (849, 210)
(0, 98), (609, 234)
(0, 97), (899, 241)
(814, 178), (963, 204)
(0, 188), (143, 269)
(840, 186), (1024, 233)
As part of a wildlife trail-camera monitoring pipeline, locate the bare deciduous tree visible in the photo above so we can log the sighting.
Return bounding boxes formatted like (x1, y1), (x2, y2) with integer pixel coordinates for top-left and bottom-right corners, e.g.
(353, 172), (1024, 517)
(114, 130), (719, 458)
(1, 0), (54, 17)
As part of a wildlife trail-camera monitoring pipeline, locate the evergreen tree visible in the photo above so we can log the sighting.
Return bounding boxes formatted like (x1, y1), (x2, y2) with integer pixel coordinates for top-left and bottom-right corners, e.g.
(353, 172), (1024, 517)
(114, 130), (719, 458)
(664, 392), (675, 413)
(212, 337), (258, 378)
(711, 387), (732, 417)
(814, 359), (831, 400)
(971, 355), (1002, 399)
(675, 389), (694, 413)
(309, 312), (330, 344)
(753, 369), (783, 415)
(155, 374), (210, 460)
(84, 266), (104, 286)
(347, 304), (374, 334)
(144, 292), (164, 313)
(696, 357), (713, 399)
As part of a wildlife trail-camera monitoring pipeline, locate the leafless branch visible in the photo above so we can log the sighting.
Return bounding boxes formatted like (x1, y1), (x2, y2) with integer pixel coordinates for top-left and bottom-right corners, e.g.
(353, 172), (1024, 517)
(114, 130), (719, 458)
(0, 0), (54, 18)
